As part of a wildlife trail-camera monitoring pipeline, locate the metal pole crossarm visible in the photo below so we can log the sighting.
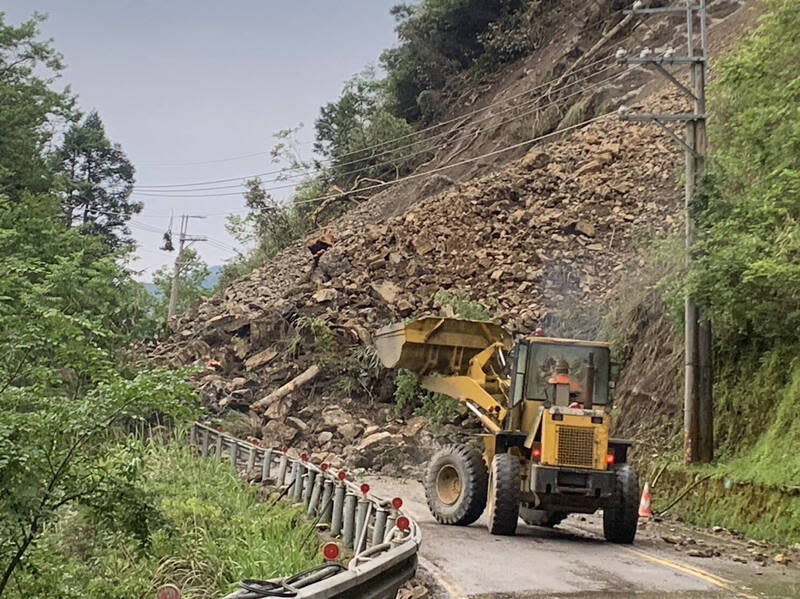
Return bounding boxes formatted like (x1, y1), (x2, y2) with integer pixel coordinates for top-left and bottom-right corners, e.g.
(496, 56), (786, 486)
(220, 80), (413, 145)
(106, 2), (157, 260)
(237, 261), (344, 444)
(624, 5), (701, 15)
(648, 63), (699, 102)
(651, 119), (701, 158)
(620, 113), (705, 122)
(626, 57), (705, 65)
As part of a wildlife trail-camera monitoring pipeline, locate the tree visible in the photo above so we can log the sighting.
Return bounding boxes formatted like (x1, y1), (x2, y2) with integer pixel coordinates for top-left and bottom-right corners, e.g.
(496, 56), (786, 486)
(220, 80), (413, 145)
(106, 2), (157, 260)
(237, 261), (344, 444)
(689, 0), (800, 348)
(314, 69), (417, 187)
(54, 111), (140, 249)
(0, 12), (73, 201)
(151, 247), (211, 318)
(0, 194), (196, 594)
(381, 0), (524, 121)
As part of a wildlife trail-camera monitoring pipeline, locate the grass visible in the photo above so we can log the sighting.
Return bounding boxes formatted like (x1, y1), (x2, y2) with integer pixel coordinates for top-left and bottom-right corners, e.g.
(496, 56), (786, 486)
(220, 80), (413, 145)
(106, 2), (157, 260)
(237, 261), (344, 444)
(653, 466), (800, 545)
(9, 438), (318, 599)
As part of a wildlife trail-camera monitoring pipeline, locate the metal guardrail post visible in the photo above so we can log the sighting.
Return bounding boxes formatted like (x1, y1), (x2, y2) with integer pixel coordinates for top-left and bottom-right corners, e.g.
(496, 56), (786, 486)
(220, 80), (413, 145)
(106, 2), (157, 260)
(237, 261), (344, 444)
(230, 440), (239, 468)
(201, 428), (210, 457)
(354, 499), (368, 552)
(289, 462), (300, 499)
(372, 507), (388, 546)
(247, 446), (256, 472)
(261, 448), (272, 481)
(342, 492), (357, 549)
(320, 480), (334, 523)
(386, 514), (397, 542)
(331, 484), (345, 536)
(292, 464), (305, 503)
(277, 453), (288, 486)
(188, 424), (421, 599)
(303, 469), (316, 507)
(308, 473), (323, 516)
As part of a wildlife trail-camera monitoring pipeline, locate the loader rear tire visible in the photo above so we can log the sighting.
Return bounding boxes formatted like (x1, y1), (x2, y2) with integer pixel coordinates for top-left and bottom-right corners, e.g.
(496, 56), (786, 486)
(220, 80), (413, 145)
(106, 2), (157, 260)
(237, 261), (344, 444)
(487, 452), (520, 535)
(603, 464), (639, 543)
(424, 444), (488, 526)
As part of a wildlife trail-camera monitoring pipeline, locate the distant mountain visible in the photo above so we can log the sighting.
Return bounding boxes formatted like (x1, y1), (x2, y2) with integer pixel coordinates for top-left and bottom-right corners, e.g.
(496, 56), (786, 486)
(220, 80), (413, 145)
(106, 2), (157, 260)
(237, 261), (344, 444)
(144, 265), (223, 297)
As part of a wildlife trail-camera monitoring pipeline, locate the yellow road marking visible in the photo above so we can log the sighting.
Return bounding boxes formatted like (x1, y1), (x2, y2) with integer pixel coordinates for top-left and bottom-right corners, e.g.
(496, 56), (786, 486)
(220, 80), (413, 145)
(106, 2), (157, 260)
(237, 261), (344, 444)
(626, 548), (759, 599)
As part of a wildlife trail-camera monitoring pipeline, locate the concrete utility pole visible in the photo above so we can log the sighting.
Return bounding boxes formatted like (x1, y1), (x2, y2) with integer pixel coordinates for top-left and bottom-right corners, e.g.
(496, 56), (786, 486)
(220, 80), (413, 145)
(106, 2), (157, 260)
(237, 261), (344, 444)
(620, 0), (712, 464)
(167, 214), (207, 322)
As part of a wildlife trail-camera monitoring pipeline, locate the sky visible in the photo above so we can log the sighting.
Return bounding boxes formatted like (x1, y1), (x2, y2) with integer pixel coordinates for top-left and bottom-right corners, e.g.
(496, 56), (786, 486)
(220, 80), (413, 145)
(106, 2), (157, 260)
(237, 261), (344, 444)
(4, 0), (401, 281)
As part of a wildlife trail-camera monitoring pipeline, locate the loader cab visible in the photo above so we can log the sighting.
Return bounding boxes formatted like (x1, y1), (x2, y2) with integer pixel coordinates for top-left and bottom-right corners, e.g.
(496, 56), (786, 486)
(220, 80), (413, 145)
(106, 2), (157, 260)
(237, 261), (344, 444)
(508, 337), (613, 410)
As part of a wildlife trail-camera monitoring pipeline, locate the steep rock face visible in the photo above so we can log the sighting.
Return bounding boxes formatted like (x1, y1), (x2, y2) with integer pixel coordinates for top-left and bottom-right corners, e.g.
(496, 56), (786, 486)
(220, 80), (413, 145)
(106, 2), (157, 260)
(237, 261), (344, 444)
(153, 85), (687, 465)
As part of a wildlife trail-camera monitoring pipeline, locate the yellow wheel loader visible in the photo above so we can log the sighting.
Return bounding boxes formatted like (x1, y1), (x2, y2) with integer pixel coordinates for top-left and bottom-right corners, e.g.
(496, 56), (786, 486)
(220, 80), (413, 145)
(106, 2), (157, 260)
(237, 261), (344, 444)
(374, 317), (639, 543)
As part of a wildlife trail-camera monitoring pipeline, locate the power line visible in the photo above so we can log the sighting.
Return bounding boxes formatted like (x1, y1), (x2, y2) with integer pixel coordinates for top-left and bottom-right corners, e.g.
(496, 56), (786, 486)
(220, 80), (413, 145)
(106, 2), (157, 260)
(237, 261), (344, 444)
(186, 111), (614, 218)
(132, 68), (626, 200)
(133, 54), (622, 191)
(134, 62), (619, 195)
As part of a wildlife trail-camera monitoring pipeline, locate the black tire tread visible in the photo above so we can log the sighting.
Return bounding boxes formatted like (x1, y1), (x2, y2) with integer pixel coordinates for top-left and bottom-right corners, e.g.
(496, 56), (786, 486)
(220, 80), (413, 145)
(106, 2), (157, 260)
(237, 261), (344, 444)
(603, 464), (639, 543)
(488, 453), (520, 535)
(424, 443), (488, 526)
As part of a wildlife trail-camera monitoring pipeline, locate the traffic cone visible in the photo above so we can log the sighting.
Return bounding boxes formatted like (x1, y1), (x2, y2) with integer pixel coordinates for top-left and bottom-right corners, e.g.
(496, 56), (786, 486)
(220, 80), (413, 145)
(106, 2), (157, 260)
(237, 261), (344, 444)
(638, 481), (653, 518)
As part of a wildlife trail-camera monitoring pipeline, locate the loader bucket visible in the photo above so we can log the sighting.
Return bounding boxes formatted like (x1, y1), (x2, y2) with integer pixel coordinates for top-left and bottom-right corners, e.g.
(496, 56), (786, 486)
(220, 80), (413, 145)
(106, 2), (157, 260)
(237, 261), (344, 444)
(374, 317), (512, 376)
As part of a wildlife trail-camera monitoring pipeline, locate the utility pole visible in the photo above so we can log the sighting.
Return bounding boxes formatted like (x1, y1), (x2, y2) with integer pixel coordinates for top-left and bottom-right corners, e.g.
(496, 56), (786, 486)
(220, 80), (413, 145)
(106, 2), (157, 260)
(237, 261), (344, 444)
(167, 214), (207, 322)
(620, 0), (713, 464)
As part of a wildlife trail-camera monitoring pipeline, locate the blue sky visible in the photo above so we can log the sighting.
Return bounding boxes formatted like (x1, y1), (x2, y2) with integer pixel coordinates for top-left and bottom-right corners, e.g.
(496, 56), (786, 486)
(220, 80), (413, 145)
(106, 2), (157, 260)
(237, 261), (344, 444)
(4, 1), (401, 280)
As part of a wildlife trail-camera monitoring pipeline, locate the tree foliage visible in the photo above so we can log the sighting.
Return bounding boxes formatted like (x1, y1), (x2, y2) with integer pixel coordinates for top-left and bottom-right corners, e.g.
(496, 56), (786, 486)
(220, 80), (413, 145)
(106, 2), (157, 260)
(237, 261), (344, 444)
(689, 0), (800, 350)
(0, 194), (197, 593)
(315, 69), (418, 186)
(0, 12), (72, 201)
(381, 0), (525, 121)
(54, 111), (140, 249)
(0, 13), (197, 592)
(151, 247), (211, 318)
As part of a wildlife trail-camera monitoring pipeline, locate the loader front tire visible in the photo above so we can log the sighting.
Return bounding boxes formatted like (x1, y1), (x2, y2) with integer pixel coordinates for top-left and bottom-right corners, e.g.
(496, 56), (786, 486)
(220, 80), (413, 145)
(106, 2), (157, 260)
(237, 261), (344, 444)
(603, 464), (639, 543)
(424, 444), (488, 526)
(487, 452), (520, 535)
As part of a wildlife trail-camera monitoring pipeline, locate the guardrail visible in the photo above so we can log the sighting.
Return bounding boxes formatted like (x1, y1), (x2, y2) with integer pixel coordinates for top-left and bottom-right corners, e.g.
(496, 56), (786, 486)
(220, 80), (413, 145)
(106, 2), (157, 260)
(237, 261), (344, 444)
(189, 423), (422, 599)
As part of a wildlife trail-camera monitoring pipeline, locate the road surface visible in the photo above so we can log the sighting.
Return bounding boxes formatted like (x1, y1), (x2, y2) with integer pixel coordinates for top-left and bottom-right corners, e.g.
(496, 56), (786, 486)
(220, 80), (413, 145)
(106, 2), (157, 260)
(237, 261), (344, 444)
(365, 475), (799, 599)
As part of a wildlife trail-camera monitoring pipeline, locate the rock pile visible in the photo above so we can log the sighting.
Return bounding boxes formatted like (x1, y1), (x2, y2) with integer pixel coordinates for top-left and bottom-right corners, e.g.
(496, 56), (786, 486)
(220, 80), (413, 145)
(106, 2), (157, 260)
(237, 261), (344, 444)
(152, 87), (686, 466)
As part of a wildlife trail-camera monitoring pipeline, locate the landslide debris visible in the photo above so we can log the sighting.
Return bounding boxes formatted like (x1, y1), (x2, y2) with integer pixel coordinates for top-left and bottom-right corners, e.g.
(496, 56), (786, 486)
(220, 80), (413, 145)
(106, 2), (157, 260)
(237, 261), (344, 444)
(152, 85), (687, 468)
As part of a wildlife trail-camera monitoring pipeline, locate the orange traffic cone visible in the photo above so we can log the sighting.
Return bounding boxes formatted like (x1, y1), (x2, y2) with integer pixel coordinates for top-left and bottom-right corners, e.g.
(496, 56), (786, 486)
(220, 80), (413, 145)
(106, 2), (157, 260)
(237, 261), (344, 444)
(638, 482), (653, 518)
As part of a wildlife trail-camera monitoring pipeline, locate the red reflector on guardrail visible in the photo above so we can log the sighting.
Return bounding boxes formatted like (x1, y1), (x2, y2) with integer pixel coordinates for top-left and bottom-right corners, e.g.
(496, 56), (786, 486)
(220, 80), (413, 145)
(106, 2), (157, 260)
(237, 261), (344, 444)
(301, 453), (308, 462)
(321, 463), (329, 471)
(397, 516), (410, 532)
(323, 542), (340, 561)
(337, 470), (347, 481)
(360, 483), (370, 495)
(392, 497), (403, 509)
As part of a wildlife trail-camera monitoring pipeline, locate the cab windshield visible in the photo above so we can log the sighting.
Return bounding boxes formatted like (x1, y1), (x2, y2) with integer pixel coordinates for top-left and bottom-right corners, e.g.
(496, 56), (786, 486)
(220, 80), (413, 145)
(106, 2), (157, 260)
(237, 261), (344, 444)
(523, 343), (610, 406)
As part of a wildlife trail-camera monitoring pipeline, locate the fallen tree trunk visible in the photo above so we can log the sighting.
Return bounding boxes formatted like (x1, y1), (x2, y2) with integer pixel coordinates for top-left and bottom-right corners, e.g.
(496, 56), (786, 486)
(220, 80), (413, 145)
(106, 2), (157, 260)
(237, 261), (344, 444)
(250, 365), (320, 412)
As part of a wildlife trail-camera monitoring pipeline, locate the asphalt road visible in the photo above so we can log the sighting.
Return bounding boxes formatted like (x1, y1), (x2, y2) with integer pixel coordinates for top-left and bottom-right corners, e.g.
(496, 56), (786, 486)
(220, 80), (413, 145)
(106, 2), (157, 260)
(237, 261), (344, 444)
(365, 475), (800, 599)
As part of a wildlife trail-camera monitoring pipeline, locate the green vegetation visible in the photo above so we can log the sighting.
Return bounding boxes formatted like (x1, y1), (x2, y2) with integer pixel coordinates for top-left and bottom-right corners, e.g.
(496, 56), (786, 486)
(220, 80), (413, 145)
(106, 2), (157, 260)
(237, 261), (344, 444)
(653, 468), (800, 545)
(54, 110), (139, 249)
(151, 247), (212, 318)
(687, 0), (800, 488)
(433, 288), (493, 321)
(0, 12), (316, 593)
(381, 0), (529, 122)
(7, 438), (318, 599)
(393, 370), (459, 425)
